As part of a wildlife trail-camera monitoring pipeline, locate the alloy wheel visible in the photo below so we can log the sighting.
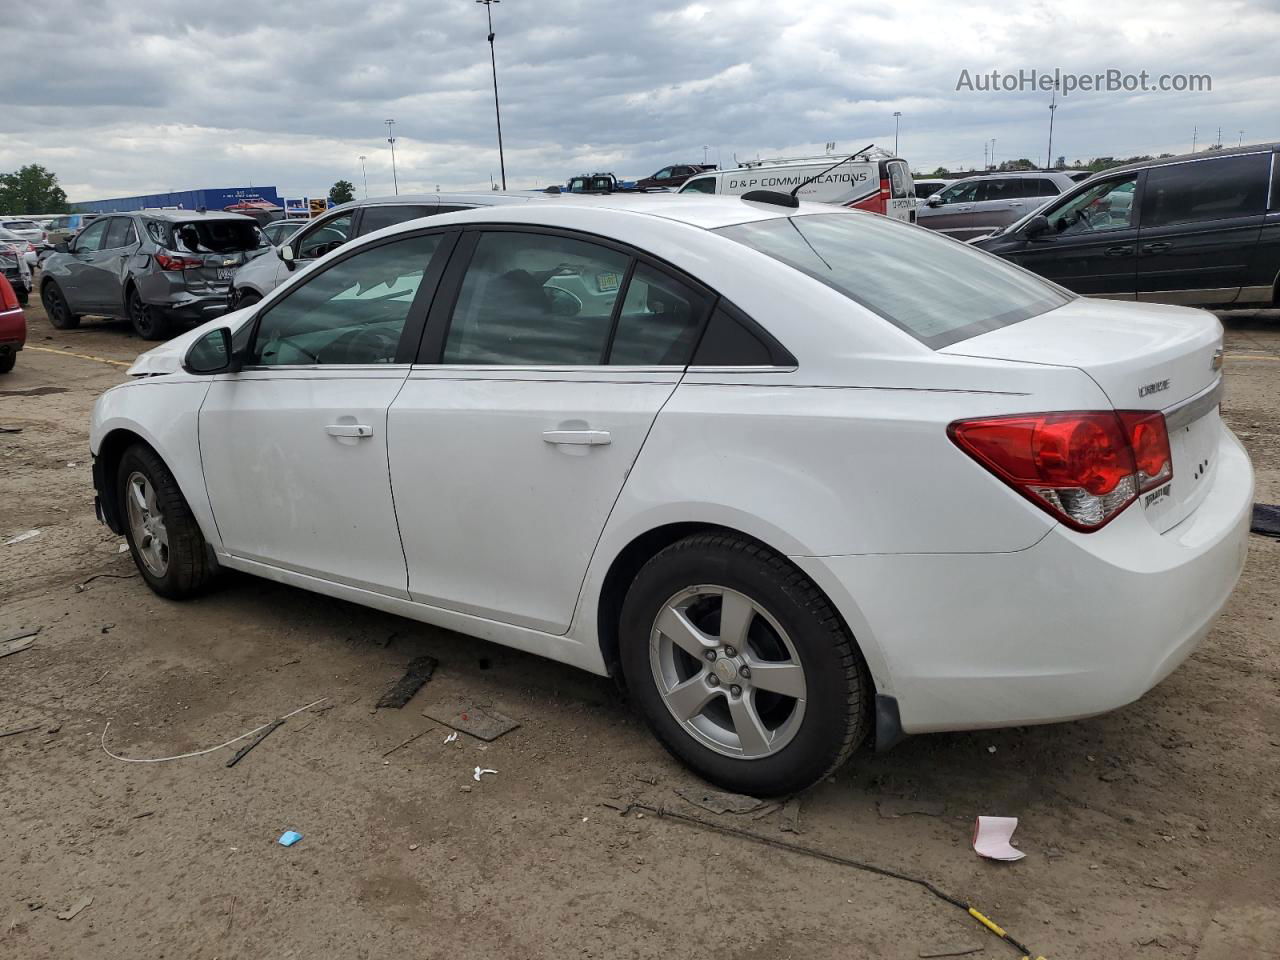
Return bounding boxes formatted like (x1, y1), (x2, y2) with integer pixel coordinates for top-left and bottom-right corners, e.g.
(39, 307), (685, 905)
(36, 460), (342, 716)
(649, 585), (807, 760)
(124, 471), (169, 577)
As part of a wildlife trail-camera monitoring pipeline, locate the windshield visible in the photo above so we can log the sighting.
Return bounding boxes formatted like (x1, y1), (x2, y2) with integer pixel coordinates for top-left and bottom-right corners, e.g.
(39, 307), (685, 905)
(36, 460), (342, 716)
(716, 213), (1071, 349)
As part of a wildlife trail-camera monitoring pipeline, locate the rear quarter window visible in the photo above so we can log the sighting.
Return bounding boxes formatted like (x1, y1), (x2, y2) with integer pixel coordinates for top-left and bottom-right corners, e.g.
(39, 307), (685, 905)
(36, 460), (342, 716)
(716, 213), (1071, 349)
(1141, 153), (1271, 227)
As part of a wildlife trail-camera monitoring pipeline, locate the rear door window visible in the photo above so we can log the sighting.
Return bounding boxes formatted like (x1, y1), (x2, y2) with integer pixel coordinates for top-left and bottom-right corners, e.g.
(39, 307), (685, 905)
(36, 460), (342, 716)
(608, 264), (711, 365)
(886, 161), (912, 198)
(442, 232), (630, 365)
(1140, 153), (1271, 227)
(357, 204), (437, 237)
(103, 218), (135, 249)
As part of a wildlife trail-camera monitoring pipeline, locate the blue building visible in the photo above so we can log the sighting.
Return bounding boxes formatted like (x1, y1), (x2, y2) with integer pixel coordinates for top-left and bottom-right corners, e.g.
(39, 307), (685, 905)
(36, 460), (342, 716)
(72, 185), (282, 214)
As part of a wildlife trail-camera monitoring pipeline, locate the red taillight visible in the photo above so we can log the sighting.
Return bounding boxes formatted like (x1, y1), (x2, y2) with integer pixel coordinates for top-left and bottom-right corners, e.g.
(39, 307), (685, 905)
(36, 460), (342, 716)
(949, 410), (1173, 531)
(0, 276), (18, 311)
(1118, 411), (1173, 491)
(154, 252), (203, 271)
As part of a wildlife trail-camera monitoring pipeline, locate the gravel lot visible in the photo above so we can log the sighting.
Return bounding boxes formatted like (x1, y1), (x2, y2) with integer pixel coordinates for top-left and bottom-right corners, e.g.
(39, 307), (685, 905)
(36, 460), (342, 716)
(2, 297), (1278, 960)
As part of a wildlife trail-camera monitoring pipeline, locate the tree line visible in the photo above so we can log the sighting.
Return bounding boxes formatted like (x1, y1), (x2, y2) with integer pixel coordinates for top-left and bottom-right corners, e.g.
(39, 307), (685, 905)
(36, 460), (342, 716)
(0, 164), (69, 214)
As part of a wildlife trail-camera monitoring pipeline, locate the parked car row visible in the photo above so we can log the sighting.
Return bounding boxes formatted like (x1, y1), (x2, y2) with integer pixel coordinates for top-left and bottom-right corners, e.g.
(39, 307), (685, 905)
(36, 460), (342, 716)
(975, 143), (1280, 309)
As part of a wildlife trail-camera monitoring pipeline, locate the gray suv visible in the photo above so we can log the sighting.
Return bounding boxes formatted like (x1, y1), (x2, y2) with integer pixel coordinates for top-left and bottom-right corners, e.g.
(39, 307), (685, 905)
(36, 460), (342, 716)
(231, 193), (545, 308)
(40, 210), (265, 339)
(915, 171), (1077, 241)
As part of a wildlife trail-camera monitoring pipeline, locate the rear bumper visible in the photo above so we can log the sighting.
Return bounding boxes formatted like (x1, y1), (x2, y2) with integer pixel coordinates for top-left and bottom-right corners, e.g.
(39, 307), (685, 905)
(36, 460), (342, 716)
(796, 427), (1254, 734)
(146, 291), (232, 322)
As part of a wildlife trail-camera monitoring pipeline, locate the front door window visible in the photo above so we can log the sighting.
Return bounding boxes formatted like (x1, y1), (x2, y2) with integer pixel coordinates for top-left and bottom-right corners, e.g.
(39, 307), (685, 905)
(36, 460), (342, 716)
(1047, 176), (1139, 235)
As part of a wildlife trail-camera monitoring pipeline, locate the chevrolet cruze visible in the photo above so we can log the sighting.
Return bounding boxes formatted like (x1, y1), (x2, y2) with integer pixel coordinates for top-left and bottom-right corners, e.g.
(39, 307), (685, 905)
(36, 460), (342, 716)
(89, 194), (1252, 795)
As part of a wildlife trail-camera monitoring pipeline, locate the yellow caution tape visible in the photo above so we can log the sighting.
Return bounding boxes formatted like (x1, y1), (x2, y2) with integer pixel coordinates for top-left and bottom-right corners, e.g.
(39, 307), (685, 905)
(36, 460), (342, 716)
(25, 345), (131, 368)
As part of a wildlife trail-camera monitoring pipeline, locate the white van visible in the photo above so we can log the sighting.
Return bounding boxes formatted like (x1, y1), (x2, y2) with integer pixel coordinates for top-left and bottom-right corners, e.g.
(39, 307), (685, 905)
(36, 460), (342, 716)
(677, 150), (917, 222)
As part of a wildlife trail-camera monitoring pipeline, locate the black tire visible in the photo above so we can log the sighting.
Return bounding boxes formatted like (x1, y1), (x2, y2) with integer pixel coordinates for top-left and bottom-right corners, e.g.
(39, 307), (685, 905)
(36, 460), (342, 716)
(234, 289), (261, 310)
(41, 282), (80, 329)
(15, 286), (28, 305)
(0, 352), (14, 374)
(128, 287), (171, 340)
(619, 532), (870, 797)
(116, 443), (217, 599)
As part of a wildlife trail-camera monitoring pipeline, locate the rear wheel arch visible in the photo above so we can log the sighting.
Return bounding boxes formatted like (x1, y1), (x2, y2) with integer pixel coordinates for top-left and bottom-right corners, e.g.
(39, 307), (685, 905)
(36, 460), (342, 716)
(595, 522), (867, 689)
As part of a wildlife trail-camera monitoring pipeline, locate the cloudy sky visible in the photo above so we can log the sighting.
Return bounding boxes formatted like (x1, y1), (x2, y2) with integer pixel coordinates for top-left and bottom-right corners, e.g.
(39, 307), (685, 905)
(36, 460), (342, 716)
(3, 0), (1276, 202)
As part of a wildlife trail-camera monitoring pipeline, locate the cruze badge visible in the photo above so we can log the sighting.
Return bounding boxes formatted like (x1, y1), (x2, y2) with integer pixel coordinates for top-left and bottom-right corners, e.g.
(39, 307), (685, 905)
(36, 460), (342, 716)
(1138, 379), (1170, 398)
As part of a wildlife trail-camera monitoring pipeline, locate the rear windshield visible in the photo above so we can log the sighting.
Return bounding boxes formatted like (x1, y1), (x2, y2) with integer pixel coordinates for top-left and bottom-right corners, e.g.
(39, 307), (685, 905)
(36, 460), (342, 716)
(2, 221), (37, 230)
(716, 213), (1070, 348)
(146, 218), (264, 254)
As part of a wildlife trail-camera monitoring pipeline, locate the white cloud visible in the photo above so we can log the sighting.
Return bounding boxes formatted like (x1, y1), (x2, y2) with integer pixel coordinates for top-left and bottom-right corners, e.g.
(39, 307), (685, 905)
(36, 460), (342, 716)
(0, 0), (1274, 202)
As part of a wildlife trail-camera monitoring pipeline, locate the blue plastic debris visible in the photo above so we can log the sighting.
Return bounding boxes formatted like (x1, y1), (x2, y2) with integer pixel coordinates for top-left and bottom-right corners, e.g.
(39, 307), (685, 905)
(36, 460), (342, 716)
(278, 830), (303, 847)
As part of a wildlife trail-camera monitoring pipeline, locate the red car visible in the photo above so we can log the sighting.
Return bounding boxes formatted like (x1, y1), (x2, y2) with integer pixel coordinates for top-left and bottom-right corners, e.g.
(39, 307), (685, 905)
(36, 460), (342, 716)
(0, 274), (27, 373)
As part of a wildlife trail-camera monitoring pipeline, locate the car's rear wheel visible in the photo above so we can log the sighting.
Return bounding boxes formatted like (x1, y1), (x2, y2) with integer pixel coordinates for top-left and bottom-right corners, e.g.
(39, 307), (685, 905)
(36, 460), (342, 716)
(0, 352), (15, 374)
(116, 444), (217, 599)
(15, 286), (27, 305)
(127, 288), (171, 340)
(619, 532), (870, 796)
(41, 282), (79, 329)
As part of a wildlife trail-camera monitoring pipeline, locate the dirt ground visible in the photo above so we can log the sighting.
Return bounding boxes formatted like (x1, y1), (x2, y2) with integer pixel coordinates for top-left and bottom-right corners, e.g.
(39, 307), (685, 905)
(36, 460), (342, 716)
(2, 295), (1278, 960)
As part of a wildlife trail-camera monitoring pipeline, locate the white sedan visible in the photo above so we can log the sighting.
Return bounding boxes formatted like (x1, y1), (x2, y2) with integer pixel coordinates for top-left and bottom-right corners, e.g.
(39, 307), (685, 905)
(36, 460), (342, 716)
(89, 194), (1253, 795)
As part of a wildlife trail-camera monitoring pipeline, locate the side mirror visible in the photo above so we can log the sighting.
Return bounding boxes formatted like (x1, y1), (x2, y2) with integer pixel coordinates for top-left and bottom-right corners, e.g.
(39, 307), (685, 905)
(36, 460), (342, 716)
(1024, 214), (1051, 239)
(183, 327), (239, 375)
(278, 244), (296, 270)
(926, 196), (943, 207)
(55, 241), (69, 253)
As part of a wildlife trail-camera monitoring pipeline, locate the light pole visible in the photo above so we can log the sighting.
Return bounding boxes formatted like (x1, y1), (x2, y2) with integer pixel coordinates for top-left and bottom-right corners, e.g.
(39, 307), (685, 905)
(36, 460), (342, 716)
(385, 120), (399, 195)
(358, 155), (368, 198)
(1046, 80), (1058, 169)
(990, 138), (997, 170)
(477, 0), (507, 191)
(893, 112), (902, 155)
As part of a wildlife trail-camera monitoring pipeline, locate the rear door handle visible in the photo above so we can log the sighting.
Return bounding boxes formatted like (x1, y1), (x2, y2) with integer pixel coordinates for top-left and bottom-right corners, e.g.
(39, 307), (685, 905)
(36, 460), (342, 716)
(542, 430), (611, 446)
(1143, 242), (1172, 254)
(326, 424), (373, 438)
(1104, 245), (1134, 257)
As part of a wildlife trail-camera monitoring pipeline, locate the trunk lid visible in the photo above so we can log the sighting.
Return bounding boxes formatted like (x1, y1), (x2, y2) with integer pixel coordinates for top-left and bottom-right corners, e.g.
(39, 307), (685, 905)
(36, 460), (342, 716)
(942, 297), (1225, 533)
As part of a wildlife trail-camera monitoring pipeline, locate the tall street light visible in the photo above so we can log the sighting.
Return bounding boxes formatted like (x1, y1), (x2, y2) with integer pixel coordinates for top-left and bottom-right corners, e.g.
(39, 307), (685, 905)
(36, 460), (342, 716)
(1046, 79), (1059, 169)
(892, 111), (902, 155)
(477, 0), (507, 191)
(385, 120), (399, 196)
(358, 155), (368, 198)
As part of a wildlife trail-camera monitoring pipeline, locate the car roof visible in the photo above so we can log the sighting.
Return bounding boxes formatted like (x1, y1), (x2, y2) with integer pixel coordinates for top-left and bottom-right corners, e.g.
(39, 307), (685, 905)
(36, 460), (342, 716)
(1100, 141), (1280, 176)
(119, 210), (258, 222)
(387, 193), (828, 232)
(326, 191), (540, 215)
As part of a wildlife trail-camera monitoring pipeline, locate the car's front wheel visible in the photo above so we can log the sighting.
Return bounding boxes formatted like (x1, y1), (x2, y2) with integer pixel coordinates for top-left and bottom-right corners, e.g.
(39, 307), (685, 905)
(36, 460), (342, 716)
(233, 289), (261, 310)
(41, 282), (79, 329)
(0, 352), (14, 374)
(619, 532), (870, 796)
(116, 444), (217, 599)
(127, 288), (171, 340)
(15, 286), (27, 305)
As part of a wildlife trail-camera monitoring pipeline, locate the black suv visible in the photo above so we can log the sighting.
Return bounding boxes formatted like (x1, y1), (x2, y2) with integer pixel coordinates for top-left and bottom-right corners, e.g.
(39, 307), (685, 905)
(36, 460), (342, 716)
(635, 163), (716, 190)
(40, 210), (265, 339)
(974, 144), (1280, 309)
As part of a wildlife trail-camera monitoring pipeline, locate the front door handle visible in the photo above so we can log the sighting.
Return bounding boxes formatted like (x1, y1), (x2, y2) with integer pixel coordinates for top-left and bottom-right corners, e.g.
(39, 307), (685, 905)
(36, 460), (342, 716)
(1104, 245), (1134, 257)
(542, 430), (611, 446)
(326, 424), (373, 438)
(1143, 242), (1172, 254)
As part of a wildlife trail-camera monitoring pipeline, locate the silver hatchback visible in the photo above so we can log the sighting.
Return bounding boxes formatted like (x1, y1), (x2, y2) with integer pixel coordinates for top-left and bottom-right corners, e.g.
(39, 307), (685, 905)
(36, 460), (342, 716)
(915, 172), (1077, 241)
